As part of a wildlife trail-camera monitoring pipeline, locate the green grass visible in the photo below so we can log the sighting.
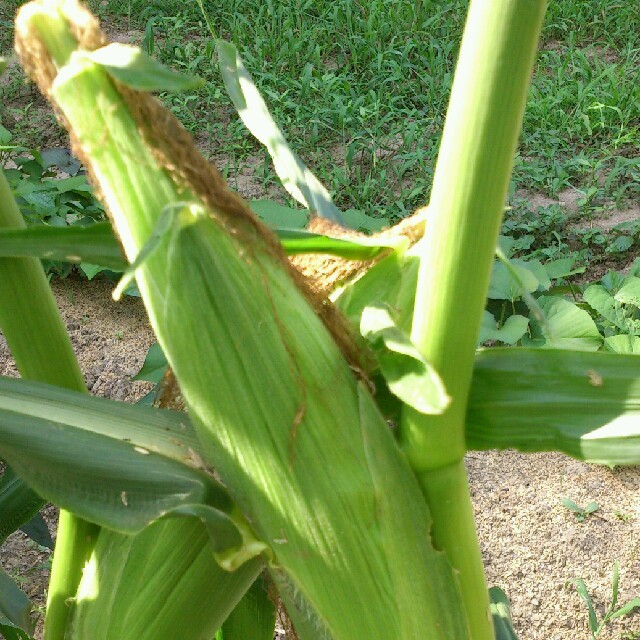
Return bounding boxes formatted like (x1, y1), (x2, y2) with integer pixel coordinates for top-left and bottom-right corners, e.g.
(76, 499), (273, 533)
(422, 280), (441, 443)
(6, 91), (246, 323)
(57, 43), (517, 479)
(1, 1), (639, 232)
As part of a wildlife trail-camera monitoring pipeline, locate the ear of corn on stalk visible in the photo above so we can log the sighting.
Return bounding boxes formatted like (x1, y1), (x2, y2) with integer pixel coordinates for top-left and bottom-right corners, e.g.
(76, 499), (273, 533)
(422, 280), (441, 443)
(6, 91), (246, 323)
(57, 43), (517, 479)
(15, 2), (471, 637)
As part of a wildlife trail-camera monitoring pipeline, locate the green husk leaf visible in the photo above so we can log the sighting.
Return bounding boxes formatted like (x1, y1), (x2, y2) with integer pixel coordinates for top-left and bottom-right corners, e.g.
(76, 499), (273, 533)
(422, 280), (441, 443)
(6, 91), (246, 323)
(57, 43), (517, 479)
(0, 222), (125, 270)
(219, 575), (276, 640)
(356, 385), (470, 639)
(360, 304), (449, 414)
(216, 40), (344, 224)
(467, 348), (640, 465)
(334, 249), (420, 333)
(70, 519), (263, 640)
(86, 43), (204, 92)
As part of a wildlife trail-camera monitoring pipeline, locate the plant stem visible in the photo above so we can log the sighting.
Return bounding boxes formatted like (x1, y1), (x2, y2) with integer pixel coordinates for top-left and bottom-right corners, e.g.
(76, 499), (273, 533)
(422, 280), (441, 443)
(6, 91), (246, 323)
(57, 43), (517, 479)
(400, 0), (547, 636)
(0, 168), (99, 640)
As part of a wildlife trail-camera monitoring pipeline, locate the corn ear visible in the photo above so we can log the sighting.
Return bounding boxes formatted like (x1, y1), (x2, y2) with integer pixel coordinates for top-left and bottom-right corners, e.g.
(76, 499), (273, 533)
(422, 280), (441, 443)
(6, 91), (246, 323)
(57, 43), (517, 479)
(70, 519), (262, 640)
(15, 3), (469, 637)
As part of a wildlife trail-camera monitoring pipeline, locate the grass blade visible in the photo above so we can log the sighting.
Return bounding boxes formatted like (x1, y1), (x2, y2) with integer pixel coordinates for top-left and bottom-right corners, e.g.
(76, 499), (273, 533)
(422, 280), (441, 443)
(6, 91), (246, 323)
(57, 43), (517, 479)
(571, 578), (599, 633)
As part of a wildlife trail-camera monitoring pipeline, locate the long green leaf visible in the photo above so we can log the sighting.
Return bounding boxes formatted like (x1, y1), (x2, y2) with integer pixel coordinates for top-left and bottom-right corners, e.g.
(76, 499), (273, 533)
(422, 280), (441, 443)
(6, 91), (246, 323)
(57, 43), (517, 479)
(87, 43), (203, 92)
(0, 568), (34, 638)
(0, 222), (125, 269)
(0, 220), (389, 265)
(216, 40), (344, 224)
(276, 228), (389, 259)
(0, 466), (45, 546)
(467, 348), (640, 465)
(0, 377), (252, 561)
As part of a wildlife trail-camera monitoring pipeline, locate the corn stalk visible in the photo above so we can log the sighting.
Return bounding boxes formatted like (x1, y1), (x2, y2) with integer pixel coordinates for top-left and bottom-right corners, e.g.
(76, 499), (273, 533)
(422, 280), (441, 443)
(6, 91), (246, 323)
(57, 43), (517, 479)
(400, 2), (547, 636)
(0, 167), (99, 637)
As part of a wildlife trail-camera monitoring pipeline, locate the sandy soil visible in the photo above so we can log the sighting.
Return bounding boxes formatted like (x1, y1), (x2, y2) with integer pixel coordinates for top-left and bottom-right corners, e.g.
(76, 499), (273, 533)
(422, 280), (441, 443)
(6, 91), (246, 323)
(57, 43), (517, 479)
(0, 276), (638, 639)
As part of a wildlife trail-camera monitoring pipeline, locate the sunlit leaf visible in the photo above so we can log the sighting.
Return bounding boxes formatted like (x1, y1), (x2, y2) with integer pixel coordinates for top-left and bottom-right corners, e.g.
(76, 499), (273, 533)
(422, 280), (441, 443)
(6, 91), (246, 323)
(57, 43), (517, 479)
(217, 40), (344, 224)
(360, 305), (449, 415)
(87, 44), (204, 92)
(479, 312), (529, 346)
(467, 348), (640, 465)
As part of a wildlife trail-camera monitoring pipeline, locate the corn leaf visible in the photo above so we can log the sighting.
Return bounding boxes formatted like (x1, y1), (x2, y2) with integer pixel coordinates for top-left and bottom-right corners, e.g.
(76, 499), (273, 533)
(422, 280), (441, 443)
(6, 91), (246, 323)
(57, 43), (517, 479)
(217, 40), (345, 224)
(0, 222), (125, 269)
(277, 228), (389, 259)
(467, 348), (640, 465)
(0, 219), (388, 267)
(0, 568), (34, 638)
(360, 304), (449, 414)
(0, 377), (251, 559)
(489, 588), (518, 640)
(0, 466), (45, 546)
(87, 43), (204, 92)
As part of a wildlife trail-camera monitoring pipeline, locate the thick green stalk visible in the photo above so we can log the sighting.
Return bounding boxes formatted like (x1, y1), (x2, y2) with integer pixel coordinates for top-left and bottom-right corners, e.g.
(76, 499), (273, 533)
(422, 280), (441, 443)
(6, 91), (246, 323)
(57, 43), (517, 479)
(400, 0), (547, 637)
(0, 169), (99, 639)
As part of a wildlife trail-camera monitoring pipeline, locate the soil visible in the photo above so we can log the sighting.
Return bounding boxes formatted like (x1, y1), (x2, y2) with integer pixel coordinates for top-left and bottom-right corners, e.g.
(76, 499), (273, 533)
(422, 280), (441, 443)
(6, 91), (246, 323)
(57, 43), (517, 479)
(1, 275), (639, 640)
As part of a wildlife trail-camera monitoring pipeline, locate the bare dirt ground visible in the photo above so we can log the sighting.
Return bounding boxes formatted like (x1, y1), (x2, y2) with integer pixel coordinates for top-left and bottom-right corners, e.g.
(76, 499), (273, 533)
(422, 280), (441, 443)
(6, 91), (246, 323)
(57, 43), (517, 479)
(0, 276), (639, 639)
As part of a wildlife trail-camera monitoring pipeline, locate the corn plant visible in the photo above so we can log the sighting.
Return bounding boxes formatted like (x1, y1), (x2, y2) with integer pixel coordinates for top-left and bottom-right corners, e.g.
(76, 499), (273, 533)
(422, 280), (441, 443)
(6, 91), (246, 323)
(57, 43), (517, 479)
(1, 1), (640, 639)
